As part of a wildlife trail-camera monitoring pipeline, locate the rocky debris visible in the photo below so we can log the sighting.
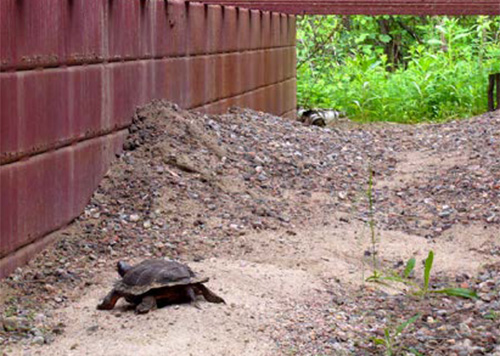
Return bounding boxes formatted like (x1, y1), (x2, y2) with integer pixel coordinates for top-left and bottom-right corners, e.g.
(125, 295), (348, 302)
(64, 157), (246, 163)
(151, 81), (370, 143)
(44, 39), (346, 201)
(1, 101), (498, 352)
(272, 262), (500, 355)
(1, 317), (30, 332)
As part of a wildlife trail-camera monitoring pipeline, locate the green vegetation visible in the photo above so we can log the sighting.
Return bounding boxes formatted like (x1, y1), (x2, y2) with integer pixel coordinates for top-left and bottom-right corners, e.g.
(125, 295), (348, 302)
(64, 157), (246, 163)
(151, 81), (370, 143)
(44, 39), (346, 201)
(297, 16), (500, 123)
(367, 250), (478, 299)
(371, 314), (420, 356)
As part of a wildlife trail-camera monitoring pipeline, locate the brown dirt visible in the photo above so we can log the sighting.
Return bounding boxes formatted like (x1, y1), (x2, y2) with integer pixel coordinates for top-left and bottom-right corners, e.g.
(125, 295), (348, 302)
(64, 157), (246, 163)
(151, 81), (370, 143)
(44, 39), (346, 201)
(1, 102), (499, 355)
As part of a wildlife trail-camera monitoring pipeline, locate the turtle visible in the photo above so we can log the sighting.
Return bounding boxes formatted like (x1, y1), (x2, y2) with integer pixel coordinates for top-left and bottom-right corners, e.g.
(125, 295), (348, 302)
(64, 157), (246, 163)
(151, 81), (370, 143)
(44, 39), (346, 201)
(97, 259), (225, 313)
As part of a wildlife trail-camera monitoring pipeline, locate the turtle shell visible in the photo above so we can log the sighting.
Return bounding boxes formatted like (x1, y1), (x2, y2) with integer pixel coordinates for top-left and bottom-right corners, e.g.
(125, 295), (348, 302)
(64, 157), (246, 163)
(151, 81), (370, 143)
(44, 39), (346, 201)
(114, 259), (208, 296)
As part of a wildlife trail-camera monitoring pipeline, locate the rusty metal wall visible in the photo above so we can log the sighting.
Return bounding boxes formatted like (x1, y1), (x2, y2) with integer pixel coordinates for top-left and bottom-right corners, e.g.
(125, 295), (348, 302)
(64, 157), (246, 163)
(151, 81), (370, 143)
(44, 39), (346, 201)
(0, 0), (297, 278)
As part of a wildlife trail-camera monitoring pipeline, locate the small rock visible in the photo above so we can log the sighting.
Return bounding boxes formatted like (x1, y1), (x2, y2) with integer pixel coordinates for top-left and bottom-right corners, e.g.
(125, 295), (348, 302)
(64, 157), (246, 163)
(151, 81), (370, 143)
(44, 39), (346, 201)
(459, 322), (471, 335)
(30, 327), (43, 337)
(436, 309), (447, 316)
(438, 206), (453, 217)
(31, 336), (45, 345)
(2, 316), (30, 332)
(257, 173), (267, 182)
(86, 325), (99, 333)
(486, 213), (496, 223)
(129, 214), (140, 222)
(155, 219), (165, 227)
(44, 334), (56, 344)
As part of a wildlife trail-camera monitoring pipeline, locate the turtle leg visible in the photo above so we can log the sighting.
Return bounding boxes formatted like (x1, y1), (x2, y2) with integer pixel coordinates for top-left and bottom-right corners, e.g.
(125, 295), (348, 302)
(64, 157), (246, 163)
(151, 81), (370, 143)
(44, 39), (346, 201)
(97, 289), (122, 310)
(197, 284), (226, 304)
(135, 295), (157, 314)
(186, 286), (202, 309)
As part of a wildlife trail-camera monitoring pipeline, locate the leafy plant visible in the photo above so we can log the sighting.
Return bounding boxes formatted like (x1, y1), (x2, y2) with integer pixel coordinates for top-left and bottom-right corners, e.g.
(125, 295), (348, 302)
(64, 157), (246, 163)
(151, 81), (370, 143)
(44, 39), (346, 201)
(297, 15), (500, 123)
(372, 314), (420, 356)
(414, 251), (478, 299)
(367, 251), (478, 299)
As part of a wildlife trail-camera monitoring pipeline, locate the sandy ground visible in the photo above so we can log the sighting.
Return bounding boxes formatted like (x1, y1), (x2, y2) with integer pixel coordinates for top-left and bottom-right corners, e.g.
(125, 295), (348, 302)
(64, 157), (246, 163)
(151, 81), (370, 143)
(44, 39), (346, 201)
(7, 218), (498, 356)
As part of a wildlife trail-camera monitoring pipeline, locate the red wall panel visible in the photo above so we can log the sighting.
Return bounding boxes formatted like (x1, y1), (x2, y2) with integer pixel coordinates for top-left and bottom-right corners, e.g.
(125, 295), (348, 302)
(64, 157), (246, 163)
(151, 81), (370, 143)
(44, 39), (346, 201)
(69, 66), (107, 140)
(0, 0), (297, 278)
(18, 70), (71, 158)
(186, 2), (209, 55)
(66, 0), (107, 65)
(163, 0), (189, 57)
(0, 0), (67, 71)
(0, 73), (19, 163)
(108, 0), (142, 61)
(0, 131), (126, 272)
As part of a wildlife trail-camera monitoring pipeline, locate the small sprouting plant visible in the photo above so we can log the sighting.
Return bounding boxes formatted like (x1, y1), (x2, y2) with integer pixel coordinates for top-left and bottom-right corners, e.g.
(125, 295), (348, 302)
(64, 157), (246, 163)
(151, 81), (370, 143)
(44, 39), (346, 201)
(483, 310), (499, 320)
(372, 314), (420, 356)
(367, 251), (478, 299)
(366, 165), (378, 276)
(412, 251), (478, 299)
(365, 166), (384, 282)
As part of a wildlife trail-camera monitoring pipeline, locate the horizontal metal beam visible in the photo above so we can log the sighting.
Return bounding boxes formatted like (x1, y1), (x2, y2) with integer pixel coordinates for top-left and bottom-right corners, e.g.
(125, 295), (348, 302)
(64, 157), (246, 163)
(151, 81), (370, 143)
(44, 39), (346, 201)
(192, 0), (500, 15)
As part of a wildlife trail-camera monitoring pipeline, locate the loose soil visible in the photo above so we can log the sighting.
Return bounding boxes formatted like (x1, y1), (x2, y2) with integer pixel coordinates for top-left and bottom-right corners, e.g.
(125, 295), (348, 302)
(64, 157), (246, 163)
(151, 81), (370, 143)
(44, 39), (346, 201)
(1, 102), (499, 355)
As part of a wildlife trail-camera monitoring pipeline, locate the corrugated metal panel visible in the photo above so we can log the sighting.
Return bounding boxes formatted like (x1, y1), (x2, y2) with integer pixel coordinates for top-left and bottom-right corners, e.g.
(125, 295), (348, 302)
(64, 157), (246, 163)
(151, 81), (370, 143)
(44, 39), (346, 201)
(193, 0), (500, 15)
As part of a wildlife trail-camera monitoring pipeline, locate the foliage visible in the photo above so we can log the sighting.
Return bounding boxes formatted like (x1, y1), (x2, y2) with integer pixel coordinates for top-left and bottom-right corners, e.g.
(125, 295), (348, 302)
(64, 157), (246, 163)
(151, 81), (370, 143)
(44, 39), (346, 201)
(367, 251), (479, 299)
(371, 314), (420, 356)
(297, 15), (500, 123)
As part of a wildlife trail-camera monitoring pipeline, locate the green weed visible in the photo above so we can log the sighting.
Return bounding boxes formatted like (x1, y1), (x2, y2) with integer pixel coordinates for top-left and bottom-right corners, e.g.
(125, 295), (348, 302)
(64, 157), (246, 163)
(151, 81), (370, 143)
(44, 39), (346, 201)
(371, 314), (420, 356)
(483, 310), (499, 320)
(367, 251), (479, 299)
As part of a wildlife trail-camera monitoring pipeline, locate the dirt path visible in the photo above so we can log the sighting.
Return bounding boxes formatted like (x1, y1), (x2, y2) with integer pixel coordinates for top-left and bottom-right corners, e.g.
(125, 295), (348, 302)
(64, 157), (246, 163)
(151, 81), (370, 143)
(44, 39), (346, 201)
(8, 217), (498, 355)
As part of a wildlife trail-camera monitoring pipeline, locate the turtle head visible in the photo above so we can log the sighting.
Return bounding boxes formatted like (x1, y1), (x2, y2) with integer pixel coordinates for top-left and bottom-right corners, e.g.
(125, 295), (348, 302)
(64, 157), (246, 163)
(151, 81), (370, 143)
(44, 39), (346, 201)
(117, 261), (132, 277)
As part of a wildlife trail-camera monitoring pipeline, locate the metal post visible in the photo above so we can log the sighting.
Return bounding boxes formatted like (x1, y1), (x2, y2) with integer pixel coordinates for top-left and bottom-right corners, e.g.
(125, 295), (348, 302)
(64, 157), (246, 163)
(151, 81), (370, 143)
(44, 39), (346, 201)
(488, 74), (495, 112)
(496, 73), (500, 110)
